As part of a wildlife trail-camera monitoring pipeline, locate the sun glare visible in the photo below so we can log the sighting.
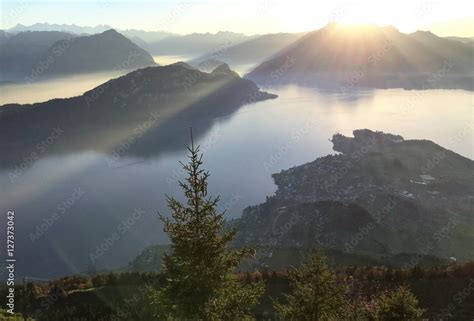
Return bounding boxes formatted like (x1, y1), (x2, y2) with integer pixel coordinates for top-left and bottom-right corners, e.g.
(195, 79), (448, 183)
(329, 2), (408, 30)
(285, 0), (468, 34)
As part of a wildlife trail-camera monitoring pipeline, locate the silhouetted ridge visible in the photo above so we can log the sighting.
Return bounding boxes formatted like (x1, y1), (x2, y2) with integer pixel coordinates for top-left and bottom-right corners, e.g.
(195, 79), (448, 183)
(168, 61), (196, 69)
(0, 63), (277, 166)
(0, 29), (156, 81)
(246, 23), (474, 90)
(39, 29), (155, 76)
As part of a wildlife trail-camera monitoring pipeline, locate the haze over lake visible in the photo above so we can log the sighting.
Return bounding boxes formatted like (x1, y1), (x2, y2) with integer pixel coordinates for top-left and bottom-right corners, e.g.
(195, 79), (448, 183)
(1, 73), (472, 279)
(0, 56), (190, 105)
(0, 71), (128, 105)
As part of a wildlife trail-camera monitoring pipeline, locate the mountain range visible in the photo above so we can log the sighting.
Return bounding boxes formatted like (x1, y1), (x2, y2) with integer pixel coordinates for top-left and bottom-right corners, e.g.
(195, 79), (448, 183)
(7, 23), (177, 42)
(6, 24), (246, 56)
(7, 23), (115, 35)
(5, 23), (473, 80)
(0, 30), (73, 79)
(191, 32), (305, 69)
(246, 23), (474, 90)
(141, 31), (258, 56)
(120, 29), (178, 44)
(36, 29), (155, 76)
(0, 29), (155, 82)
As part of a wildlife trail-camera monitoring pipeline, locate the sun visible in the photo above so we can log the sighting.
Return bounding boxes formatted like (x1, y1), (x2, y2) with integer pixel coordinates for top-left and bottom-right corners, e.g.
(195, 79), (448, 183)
(332, 1), (396, 26)
(304, 0), (430, 33)
(326, 3), (365, 24)
(270, 0), (433, 33)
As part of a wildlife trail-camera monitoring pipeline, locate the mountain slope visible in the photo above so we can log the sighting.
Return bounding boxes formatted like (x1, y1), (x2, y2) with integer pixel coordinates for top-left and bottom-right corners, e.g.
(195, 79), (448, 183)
(0, 29), (155, 81)
(246, 23), (474, 90)
(446, 36), (474, 44)
(192, 32), (305, 67)
(409, 30), (473, 64)
(146, 31), (258, 56)
(37, 29), (155, 76)
(0, 31), (73, 79)
(0, 30), (11, 45)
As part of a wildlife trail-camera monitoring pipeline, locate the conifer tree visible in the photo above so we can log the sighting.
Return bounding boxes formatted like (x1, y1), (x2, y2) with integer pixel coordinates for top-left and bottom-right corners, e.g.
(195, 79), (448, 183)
(375, 286), (424, 321)
(151, 130), (264, 320)
(274, 247), (348, 321)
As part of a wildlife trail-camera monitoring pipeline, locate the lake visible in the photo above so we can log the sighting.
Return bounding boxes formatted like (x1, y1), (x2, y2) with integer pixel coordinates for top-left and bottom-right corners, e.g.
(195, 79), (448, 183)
(0, 74), (472, 279)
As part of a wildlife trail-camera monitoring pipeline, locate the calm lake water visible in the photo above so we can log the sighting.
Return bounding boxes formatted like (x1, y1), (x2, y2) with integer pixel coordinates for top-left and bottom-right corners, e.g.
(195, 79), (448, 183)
(1, 76), (473, 279)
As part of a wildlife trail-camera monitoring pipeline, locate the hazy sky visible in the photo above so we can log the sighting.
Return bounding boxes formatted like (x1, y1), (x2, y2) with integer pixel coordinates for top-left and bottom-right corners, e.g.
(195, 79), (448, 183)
(1, 0), (473, 36)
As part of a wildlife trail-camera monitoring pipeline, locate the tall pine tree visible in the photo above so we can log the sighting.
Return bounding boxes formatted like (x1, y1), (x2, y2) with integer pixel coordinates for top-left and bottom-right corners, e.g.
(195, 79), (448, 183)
(151, 130), (263, 320)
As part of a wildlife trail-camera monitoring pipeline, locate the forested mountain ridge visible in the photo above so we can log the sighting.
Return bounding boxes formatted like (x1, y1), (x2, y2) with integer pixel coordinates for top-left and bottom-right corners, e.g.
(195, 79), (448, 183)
(231, 130), (474, 268)
(0, 63), (276, 168)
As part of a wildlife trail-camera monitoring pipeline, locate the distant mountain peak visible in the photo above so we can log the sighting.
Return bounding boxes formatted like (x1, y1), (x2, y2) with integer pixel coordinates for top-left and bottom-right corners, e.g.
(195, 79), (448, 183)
(102, 29), (119, 34)
(411, 30), (437, 37)
(168, 61), (195, 69)
(99, 29), (124, 39)
(212, 63), (232, 73)
(30, 29), (155, 76)
(211, 63), (240, 77)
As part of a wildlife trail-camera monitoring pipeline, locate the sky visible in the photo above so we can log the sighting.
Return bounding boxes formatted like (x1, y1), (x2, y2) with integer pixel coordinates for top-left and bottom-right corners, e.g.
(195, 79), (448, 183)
(1, 0), (473, 36)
